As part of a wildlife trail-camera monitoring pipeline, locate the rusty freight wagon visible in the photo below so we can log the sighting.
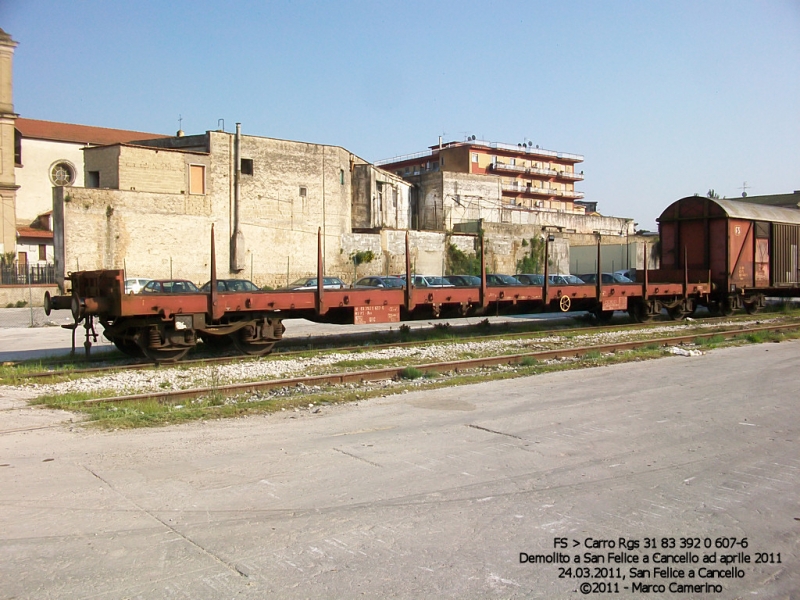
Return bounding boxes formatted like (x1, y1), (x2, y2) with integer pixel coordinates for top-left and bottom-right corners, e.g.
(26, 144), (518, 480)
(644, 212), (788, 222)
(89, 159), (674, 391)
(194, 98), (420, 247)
(658, 196), (800, 315)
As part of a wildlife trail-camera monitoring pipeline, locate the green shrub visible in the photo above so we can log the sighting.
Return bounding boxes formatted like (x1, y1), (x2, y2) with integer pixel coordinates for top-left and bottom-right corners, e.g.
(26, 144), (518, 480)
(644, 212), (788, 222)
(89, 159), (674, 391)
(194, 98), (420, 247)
(399, 366), (424, 380)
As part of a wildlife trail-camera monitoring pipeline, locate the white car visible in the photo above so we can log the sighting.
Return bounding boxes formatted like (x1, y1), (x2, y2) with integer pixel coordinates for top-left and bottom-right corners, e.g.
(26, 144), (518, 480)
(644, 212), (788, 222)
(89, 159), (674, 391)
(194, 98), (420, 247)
(124, 277), (152, 294)
(281, 277), (347, 291)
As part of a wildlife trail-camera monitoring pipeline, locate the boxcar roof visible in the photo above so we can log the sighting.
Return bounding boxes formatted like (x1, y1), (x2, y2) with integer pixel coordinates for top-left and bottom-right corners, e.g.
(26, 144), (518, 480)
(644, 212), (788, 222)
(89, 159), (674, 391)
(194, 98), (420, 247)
(661, 197), (800, 226)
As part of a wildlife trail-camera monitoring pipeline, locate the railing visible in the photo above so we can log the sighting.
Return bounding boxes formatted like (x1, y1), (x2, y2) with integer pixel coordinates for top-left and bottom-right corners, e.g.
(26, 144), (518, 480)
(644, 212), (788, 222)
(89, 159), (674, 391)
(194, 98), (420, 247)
(0, 263), (57, 285)
(374, 149), (434, 166)
(500, 185), (585, 199)
(493, 162), (562, 177)
(375, 139), (584, 166)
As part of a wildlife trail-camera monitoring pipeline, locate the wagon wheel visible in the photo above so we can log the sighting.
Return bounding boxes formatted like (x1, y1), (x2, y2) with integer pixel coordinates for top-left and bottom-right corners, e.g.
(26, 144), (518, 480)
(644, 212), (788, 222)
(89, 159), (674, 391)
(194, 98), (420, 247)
(231, 336), (276, 357)
(141, 346), (190, 363)
(592, 309), (615, 324)
(558, 295), (571, 312)
(133, 328), (191, 363)
(112, 337), (145, 358)
(667, 304), (689, 321)
(709, 299), (735, 317)
(743, 298), (761, 314)
(199, 332), (234, 349)
(629, 300), (653, 323)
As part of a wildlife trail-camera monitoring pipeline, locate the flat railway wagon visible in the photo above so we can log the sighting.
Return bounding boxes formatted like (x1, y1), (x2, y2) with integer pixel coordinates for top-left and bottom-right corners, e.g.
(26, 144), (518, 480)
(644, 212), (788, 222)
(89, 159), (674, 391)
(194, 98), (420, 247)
(45, 228), (713, 363)
(656, 196), (800, 316)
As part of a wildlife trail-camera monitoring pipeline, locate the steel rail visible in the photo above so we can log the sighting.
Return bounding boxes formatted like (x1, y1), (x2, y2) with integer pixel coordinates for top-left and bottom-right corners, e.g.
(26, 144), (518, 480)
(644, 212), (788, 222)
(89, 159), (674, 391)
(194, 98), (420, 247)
(70, 322), (799, 407)
(10, 313), (792, 381)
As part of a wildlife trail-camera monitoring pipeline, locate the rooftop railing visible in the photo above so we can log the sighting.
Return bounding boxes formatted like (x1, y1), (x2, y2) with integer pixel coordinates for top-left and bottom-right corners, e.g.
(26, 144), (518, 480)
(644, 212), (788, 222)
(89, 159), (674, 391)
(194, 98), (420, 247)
(375, 139), (583, 166)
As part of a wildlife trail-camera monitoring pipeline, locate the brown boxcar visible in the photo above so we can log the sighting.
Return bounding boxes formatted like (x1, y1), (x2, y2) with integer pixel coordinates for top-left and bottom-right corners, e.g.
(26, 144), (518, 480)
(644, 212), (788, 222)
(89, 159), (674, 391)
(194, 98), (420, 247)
(658, 196), (800, 313)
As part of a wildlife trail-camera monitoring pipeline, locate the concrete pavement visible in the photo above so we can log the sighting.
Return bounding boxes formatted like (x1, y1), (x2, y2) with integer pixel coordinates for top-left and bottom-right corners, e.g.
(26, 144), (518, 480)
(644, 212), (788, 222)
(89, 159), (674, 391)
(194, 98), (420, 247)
(0, 340), (797, 598)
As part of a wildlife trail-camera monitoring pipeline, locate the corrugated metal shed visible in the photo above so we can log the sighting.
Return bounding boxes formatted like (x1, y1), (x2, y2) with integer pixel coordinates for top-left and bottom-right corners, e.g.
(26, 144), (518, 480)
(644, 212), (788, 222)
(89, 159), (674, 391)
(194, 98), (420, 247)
(709, 198), (800, 225)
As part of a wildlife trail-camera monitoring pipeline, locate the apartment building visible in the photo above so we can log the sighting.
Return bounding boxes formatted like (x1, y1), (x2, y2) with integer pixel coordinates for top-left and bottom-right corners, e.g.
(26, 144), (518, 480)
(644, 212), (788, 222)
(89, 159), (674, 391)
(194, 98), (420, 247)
(377, 138), (586, 231)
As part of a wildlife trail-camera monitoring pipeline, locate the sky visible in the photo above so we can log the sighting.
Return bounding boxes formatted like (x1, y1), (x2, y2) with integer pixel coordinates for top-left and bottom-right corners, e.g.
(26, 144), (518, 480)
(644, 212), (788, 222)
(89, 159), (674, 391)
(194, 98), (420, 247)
(2, 0), (799, 230)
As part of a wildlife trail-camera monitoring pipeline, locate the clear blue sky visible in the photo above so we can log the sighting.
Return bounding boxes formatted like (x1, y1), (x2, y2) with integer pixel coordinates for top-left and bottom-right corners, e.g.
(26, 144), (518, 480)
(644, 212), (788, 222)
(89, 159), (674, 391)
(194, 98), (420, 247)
(3, 0), (799, 230)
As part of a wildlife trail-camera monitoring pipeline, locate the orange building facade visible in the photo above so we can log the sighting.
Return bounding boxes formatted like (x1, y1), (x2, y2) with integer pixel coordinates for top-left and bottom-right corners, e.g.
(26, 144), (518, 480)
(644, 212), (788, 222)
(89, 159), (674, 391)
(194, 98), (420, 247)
(377, 139), (584, 230)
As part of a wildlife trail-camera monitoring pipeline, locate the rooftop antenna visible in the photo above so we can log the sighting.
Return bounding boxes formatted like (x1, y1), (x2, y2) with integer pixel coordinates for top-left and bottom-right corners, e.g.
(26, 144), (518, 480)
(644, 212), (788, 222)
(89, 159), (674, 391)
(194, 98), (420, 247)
(176, 114), (184, 137)
(739, 181), (750, 198)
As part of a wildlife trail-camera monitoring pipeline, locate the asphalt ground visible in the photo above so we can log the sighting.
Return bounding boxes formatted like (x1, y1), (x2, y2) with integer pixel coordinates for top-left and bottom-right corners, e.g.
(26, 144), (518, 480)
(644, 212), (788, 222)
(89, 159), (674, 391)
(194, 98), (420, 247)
(0, 339), (797, 598)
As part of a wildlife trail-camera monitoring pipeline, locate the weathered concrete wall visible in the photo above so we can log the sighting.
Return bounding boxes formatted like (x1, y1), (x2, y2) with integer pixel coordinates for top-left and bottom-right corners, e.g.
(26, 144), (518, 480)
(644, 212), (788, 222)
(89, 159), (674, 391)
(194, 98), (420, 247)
(0, 284), (58, 307)
(222, 133), (359, 286)
(119, 145), (201, 194)
(54, 186), (217, 286)
(569, 236), (660, 274)
(337, 229), (474, 284)
(83, 145), (120, 190)
(443, 172), (503, 229)
(351, 164), (411, 230)
(54, 133), (399, 290)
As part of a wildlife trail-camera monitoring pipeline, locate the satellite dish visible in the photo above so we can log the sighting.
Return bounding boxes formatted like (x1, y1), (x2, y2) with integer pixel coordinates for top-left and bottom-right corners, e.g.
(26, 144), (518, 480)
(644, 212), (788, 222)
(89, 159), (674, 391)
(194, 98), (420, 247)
(528, 141), (533, 147)
(471, 135), (476, 140)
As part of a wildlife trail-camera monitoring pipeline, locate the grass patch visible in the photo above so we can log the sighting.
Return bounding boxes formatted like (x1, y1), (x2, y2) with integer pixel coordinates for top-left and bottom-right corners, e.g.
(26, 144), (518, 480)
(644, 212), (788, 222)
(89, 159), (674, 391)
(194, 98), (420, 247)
(519, 356), (538, 367)
(399, 366), (425, 380)
(695, 334), (725, 347)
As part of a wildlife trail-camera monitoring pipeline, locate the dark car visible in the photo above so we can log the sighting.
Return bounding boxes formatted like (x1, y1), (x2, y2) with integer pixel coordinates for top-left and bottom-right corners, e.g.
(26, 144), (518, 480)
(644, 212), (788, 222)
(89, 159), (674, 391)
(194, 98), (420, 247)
(281, 276), (346, 290)
(200, 279), (261, 292)
(548, 274), (587, 285)
(514, 274), (545, 285)
(486, 274), (523, 286)
(353, 276), (405, 289)
(578, 273), (633, 284)
(445, 275), (481, 286)
(141, 279), (200, 294)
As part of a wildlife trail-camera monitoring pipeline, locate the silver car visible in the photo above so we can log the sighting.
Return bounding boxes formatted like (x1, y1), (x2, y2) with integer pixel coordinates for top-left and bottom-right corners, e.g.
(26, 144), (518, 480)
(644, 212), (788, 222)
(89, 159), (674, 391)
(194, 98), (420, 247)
(124, 277), (152, 294)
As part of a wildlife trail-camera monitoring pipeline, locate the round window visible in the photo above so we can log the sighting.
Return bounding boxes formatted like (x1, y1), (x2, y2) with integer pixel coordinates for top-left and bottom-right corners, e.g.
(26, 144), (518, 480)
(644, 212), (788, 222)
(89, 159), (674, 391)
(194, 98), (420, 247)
(50, 161), (76, 186)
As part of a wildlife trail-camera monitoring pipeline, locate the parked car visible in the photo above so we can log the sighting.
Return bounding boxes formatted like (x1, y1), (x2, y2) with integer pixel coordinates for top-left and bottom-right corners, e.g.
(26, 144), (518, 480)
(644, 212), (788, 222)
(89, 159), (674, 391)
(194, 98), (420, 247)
(445, 275), (481, 286)
(578, 272), (634, 284)
(124, 277), (152, 294)
(548, 274), (587, 285)
(423, 276), (455, 287)
(281, 276), (346, 291)
(514, 274), (545, 285)
(486, 274), (523, 286)
(397, 275), (430, 288)
(614, 269), (637, 281)
(200, 279), (261, 292)
(140, 279), (200, 294)
(353, 276), (405, 289)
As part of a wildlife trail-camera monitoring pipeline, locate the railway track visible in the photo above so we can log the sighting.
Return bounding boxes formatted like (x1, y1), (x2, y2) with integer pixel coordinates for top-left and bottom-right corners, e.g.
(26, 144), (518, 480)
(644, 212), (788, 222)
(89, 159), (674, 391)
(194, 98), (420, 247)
(5, 312), (792, 382)
(47, 321), (800, 409)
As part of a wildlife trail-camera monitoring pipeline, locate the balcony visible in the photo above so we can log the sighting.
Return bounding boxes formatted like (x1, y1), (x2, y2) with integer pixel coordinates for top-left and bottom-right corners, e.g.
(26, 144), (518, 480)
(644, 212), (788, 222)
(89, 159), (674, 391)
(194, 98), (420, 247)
(501, 184), (584, 199)
(493, 162), (527, 174)
(493, 162), (559, 177)
(557, 170), (584, 181)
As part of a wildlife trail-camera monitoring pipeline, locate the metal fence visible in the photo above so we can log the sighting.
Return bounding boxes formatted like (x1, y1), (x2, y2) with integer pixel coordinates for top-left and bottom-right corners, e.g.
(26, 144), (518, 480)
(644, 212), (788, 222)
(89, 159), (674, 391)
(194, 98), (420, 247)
(0, 263), (57, 285)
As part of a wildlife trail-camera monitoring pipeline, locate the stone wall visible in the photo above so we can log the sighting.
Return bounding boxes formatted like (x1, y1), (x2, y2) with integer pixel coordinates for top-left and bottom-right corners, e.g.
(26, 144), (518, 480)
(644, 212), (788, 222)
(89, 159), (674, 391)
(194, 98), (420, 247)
(0, 284), (58, 307)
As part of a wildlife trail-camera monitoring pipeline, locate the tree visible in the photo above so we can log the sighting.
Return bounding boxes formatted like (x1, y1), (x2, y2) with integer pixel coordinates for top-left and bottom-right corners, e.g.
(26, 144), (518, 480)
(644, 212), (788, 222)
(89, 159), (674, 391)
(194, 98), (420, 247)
(516, 236), (545, 274)
(706, 189), (720, 199)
